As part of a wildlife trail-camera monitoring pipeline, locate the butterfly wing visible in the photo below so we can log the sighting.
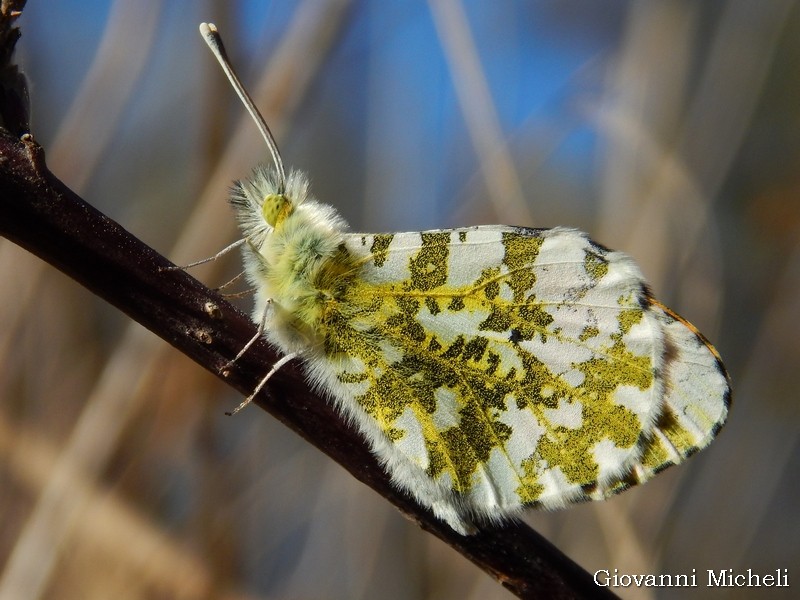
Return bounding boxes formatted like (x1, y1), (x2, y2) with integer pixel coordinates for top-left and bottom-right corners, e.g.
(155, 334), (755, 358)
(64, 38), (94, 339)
(302, 225), (729, 532)
(605, 299), (730, 495)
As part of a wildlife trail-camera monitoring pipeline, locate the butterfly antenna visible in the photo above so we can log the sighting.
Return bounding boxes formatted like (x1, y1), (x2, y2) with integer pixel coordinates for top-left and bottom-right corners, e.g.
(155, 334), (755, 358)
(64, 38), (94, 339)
(200, 22), (286, 194)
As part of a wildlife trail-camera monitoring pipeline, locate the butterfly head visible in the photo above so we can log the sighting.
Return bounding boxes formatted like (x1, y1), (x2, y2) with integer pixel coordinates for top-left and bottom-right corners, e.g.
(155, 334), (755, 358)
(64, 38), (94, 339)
(262, 191), (293, 227)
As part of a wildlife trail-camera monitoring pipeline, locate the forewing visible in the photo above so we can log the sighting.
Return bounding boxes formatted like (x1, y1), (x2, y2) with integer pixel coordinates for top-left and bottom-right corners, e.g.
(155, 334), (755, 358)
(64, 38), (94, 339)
(312, 226), (673, 518)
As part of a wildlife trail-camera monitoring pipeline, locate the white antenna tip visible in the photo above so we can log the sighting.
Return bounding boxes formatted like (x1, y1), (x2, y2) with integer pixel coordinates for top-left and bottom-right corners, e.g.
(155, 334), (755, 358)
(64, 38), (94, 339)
(199, 22), (216, 37)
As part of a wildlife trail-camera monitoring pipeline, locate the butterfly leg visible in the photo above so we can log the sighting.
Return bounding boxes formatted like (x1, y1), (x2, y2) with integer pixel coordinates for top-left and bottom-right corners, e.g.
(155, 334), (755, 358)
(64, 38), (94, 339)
(160, 238), (246, 271)
(221, 299), (271, 373)
(214, 270), (251, 295)
(226, 352), (300, 415)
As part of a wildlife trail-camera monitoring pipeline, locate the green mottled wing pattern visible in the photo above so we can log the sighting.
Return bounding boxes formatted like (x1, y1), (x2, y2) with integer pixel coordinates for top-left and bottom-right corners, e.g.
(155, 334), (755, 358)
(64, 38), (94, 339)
(303, 225), (729, 531)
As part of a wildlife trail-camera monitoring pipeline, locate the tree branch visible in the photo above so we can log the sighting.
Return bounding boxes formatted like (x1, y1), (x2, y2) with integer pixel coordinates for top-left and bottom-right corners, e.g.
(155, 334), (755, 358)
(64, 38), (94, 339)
(0, 6), (615, 599)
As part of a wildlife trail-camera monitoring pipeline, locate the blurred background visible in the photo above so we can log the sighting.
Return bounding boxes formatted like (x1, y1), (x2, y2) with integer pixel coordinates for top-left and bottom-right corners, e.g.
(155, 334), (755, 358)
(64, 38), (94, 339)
(1, 1), (798, 598)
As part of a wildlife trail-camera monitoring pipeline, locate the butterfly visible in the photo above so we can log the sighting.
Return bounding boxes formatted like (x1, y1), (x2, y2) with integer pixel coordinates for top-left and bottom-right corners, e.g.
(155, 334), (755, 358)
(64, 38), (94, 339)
(195, 23), (730, 534)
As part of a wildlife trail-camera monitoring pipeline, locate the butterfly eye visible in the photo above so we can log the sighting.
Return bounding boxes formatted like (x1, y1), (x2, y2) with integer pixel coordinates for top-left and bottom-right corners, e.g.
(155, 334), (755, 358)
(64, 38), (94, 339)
(262, 193), (292, 227)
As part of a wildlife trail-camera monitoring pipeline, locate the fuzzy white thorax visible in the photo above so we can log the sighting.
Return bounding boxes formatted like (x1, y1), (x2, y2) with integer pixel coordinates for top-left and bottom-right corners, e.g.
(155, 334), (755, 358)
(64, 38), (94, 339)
(232, 167), (349, 355)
